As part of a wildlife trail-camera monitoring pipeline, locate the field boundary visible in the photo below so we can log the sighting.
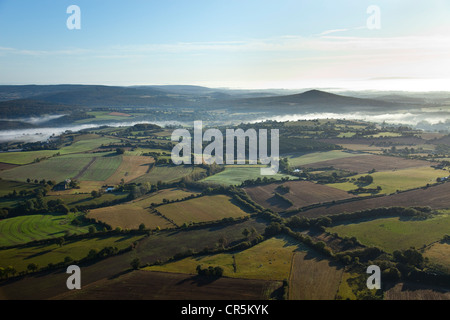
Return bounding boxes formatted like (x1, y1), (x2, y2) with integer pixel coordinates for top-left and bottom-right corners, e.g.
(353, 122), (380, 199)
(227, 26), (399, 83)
(73, 157), (97, 180)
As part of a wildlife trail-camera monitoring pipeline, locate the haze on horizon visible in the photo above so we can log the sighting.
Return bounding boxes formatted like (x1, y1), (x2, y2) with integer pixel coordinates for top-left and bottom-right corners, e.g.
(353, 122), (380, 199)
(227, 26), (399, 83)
(0, 0), (450, 92)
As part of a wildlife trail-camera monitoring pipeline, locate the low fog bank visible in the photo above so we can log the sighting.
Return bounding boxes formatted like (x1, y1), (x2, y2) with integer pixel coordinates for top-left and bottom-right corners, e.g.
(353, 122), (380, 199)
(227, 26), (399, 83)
(251, 111), (450, 132)
(0, 110), (448, 144)
(0, 120), (185, 143)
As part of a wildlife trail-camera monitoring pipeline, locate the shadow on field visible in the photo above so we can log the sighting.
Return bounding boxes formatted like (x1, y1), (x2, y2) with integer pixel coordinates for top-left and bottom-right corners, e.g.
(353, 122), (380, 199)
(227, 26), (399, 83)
(301, 250), (344, 270)
(176, 275), (220, 286)
(24, 249), (54, 259)
(108, 268), (133, 280)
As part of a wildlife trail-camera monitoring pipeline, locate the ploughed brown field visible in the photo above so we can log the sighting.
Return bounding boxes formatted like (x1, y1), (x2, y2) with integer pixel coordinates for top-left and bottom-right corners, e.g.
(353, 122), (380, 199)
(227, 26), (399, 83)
(296, 182), (450, 219)
(385, 282), (450, 300)
(51, 270), (283, 300)
(244, 181), (355, 212)
(0, 162), (18, 171)
(301, 154), (431, 173)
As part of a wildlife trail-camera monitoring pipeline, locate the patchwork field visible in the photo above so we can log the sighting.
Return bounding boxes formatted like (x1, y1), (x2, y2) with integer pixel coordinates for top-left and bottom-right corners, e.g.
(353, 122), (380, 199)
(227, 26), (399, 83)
(131, 165), (200, 184)
(134, 218), (268, 266)
(0, 234), (144, 274)
(58, 135), (118, 154)
(0, 152), (119, 183)
(146, 236), (299, 281)
(285, 150), (361, 167)
(289, 250), (344, 300)
(0, 150), (60, 166)
(0, 213), (96, 247)
(326, 214), (450, 253)
(88, 205), (173, 230)
(45, 192), (129, 209)
(105, 155), (153, 184)
(76, 155), (122, 181)
(303, 154), (432, 173)
(87, 188), (201, 230)
(297, 181), (450, 218)
(245, 180), (356, 212)
(201, 166), (296, 186)
(0, 135), (118, 165)
(328, 166), (449, 195)
(156, 195), (250, 226)
(51, 270), (283, 300)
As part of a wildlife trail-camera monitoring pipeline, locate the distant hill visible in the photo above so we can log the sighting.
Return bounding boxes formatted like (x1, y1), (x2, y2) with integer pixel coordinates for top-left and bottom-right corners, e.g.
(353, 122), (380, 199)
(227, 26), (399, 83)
(0, 85), (95, 102)
(32, 85), (188, 108)
(0, 85), (416, 115)
(223, 89), (401, 112)
(0, 99), (74, 118)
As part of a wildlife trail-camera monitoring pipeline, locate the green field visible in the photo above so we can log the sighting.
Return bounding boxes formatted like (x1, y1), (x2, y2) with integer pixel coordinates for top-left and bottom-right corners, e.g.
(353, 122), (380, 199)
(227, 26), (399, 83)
(337, 132), (357, 138)
(423, 242), (450, 271)
(327, 167), (448, 195)
(75, 111), (136, 124)
(131, 188), (200, 207)
(145, 235), (299, 281)
(156, 195), (250, 226)
(364, 132), (403, 138)
(125, 147), (171, 156)
(286, 150), (361, 167)
(0, 180), (39, 197)
(131, 165), (200, 184)
(58, 135), (118, 154)
(86, 188), (199, 230)
(0, 136), (118, 165)
(0, 150), (59, 165)
(0, 152), (118, 183)
(201, 167), (296, 186)
(0, 234), (144, 273)
(45, 192), (129, 210)
(0, 213), (97, 247)
(327, 213), (450, 253)
(78, 155), (122, 181)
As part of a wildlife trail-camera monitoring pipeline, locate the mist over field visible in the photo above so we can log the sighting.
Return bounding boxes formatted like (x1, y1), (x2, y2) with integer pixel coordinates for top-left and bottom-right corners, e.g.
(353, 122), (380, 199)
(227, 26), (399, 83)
(1, 109), (448, 144)
(253, 111), (450, 130)
(0, 120), (185, 143)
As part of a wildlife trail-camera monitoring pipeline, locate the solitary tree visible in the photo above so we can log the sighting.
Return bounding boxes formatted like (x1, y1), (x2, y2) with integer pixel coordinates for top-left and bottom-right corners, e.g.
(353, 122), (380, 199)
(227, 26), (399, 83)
(130, 258), (140, 270)
(27, 263), (38, 273)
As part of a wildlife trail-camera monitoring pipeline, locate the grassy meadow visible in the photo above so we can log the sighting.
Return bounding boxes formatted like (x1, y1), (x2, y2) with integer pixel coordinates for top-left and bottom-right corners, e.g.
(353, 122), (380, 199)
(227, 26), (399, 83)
(326, 213), (450, 253)
(328, 166), (448, 195)
(0, 213), (96, 247)
(145, 235), (300, 281)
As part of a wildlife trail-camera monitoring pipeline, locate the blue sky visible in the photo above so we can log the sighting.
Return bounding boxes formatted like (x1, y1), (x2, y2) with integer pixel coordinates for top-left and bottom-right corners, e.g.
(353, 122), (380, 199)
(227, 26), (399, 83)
(1, 0), (450, 90)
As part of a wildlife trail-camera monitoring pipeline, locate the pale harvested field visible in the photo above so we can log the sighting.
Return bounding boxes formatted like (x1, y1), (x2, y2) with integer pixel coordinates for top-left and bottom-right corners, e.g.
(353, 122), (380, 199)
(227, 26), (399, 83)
(105, 155), (153, 184)
(157, 195), (250, 226)
(88, 203), (174, 230)
(289, 251), (344, 300)
(87, 188), (199, 229)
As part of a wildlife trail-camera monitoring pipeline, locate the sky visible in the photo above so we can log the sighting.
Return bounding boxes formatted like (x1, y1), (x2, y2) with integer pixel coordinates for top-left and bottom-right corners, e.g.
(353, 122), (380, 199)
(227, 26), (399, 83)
(1, 0), (450, 91)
